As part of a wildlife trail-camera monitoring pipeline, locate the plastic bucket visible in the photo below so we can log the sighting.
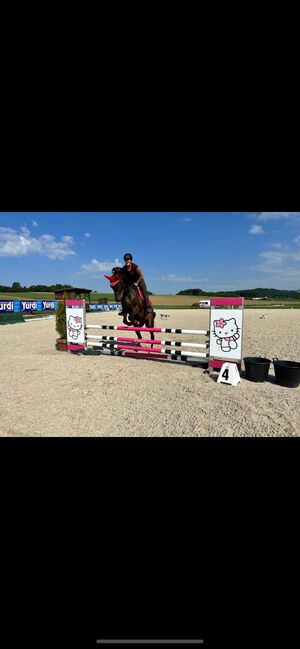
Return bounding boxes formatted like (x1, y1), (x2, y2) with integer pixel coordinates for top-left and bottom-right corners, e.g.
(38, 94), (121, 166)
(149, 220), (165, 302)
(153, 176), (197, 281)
(273, 358), (300, 388)
(244, 357), (271, 382)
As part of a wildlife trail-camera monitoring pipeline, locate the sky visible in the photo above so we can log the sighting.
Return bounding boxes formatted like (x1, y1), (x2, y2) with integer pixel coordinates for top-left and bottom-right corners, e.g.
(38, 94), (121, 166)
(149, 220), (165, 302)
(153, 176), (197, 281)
(0, 212), (300, 293)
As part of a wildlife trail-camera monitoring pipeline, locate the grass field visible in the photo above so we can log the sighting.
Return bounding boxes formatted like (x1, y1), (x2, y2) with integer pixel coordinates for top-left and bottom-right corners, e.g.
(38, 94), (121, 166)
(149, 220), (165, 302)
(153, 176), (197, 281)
(0, 292), (55, 300)
(1, 292), (300, 309)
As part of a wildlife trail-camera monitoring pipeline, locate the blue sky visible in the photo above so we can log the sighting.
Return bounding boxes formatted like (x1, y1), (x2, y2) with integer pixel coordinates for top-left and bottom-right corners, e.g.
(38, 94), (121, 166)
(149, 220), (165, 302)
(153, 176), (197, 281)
(0, 212), (300, 292)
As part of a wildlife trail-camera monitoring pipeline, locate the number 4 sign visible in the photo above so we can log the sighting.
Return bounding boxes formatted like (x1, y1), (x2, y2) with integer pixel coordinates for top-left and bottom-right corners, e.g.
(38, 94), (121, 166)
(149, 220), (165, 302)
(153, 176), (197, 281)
(217, 362), (241, 386)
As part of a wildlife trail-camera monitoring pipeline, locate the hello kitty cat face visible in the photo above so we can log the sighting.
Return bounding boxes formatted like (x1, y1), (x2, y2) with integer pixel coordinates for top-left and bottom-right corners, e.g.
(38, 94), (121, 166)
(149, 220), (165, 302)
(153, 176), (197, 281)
(68, 314), (82, 330)
(213, 317), (238, 339)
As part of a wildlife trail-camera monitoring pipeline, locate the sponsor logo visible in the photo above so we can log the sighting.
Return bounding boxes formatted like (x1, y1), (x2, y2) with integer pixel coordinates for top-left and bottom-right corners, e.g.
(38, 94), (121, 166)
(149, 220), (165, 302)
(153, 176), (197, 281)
(21, 301), (38, 311)
(0, 301), (14, 311)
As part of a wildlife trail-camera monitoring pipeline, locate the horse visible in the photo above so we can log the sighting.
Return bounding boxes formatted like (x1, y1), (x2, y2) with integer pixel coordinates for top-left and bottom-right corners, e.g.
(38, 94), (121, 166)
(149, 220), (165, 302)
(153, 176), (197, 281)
(104, 267), (156, 344)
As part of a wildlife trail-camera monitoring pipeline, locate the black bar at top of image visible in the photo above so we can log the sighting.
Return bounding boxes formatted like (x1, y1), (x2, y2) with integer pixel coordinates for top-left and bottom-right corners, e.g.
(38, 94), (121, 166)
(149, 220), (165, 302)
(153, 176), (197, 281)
(96, 642), (204, 645)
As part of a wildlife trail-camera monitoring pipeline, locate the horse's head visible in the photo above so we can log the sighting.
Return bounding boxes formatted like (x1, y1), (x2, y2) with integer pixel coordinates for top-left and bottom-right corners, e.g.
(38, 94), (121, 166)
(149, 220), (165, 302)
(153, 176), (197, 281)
(104, 267), (125, 301)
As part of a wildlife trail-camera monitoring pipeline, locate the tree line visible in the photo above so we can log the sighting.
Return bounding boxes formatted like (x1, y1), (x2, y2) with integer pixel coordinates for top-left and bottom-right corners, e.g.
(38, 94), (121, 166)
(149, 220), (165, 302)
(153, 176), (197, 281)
(0, 282), (73, 292)
(177, 288), (300, 299)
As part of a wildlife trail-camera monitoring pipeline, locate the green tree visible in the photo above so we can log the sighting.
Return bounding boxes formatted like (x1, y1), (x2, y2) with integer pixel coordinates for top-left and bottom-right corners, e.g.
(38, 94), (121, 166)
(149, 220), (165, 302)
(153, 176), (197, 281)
(55, 295), (67, 339)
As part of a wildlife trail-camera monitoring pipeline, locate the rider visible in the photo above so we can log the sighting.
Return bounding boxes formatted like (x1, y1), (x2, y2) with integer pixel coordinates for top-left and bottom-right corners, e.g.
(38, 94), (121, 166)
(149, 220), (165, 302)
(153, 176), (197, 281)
(119, 253), (150, 316)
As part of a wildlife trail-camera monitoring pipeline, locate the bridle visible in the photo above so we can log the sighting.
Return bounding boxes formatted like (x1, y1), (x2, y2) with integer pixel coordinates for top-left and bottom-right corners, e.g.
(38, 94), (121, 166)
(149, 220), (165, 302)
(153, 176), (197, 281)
(104, 272), (134, 302)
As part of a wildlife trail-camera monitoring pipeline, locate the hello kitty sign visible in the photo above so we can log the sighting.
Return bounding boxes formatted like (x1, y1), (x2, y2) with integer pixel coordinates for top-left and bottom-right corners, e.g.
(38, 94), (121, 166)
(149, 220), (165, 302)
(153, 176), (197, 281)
(68, 313), (83, 341)
(209, 298), (244, 366)
(213, 316), (240, 353)
(66, 300), (86, 351)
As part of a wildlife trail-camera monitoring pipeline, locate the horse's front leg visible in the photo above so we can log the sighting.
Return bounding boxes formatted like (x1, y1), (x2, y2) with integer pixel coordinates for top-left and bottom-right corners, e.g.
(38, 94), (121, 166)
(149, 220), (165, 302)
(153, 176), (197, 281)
(145, 312), (155, 348)
(136, 330), (142, 344)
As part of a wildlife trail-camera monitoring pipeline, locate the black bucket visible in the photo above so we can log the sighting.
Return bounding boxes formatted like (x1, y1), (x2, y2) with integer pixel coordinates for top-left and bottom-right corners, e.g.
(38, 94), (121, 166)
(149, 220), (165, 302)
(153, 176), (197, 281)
(244, 357), (271, 382)
(273, 358), (300, 388)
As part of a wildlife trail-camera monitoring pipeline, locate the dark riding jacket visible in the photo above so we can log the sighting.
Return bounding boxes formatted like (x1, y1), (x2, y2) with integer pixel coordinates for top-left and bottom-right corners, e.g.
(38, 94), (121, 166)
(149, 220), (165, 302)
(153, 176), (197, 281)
(121, 262), (141, 283)
(121, 262), (149, 308)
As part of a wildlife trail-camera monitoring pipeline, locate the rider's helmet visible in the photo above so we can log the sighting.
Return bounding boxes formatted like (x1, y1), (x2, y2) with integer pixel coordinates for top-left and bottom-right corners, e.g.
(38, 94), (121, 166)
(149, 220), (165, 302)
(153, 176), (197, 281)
(124, 253), (133, 261)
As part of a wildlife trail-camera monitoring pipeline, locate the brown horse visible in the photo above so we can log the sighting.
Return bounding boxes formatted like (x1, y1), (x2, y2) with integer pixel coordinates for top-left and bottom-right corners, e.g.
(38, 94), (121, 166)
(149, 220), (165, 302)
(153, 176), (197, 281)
(104, 267), (156, 343)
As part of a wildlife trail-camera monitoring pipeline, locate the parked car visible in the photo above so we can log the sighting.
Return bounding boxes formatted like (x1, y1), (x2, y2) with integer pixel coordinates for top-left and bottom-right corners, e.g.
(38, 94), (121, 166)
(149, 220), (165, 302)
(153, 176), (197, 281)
(191, 300), (210, 308)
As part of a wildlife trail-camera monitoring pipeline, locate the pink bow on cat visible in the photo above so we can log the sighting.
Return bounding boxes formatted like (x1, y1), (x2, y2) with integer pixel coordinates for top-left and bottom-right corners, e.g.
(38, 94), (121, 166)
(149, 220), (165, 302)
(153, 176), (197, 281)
(215, 318), (226, 328)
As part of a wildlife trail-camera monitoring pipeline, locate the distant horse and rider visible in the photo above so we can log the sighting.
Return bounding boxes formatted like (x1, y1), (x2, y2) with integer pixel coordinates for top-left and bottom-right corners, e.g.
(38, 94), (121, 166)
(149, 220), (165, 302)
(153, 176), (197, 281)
(104, 253), (156, 344)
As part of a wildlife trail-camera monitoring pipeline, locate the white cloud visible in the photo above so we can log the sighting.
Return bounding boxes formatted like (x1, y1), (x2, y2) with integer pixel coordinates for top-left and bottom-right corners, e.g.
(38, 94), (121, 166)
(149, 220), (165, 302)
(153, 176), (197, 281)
(20, 226), (30, 236)
(270, 243), (289, 250)
(0, 227), (15, 234)
(32, 220), (38, 227)
(0, 226), (76, 260)
(250, 248), (300, 284)
(249, 225), (264, 235)
(260, 250), (300, 264)
(247, 233), (300, 287)
(62, 236), (74, 244)
(84, 232), (91, 238)
(180, 217), (192, 223)
(160, 273), (207, 283)
(81, 258), (121, 276)
(256, 212), (300, 222)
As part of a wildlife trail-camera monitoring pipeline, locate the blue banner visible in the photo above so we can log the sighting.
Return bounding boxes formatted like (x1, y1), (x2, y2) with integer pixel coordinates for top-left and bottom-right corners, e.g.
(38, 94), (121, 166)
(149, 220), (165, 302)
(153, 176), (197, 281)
(0, 300), (117, 312)
(0, 300), (15, 312)
(89, 304), (121, 311)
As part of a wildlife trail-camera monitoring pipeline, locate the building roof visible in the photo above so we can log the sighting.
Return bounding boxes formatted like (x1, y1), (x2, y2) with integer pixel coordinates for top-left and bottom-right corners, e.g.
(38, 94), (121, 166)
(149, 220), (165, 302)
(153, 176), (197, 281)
(54, 288), (92, 294)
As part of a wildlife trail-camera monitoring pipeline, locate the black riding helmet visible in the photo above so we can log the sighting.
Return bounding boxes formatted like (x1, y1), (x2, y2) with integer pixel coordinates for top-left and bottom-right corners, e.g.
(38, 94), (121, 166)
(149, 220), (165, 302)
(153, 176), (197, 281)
(124, 253), (133, 261)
